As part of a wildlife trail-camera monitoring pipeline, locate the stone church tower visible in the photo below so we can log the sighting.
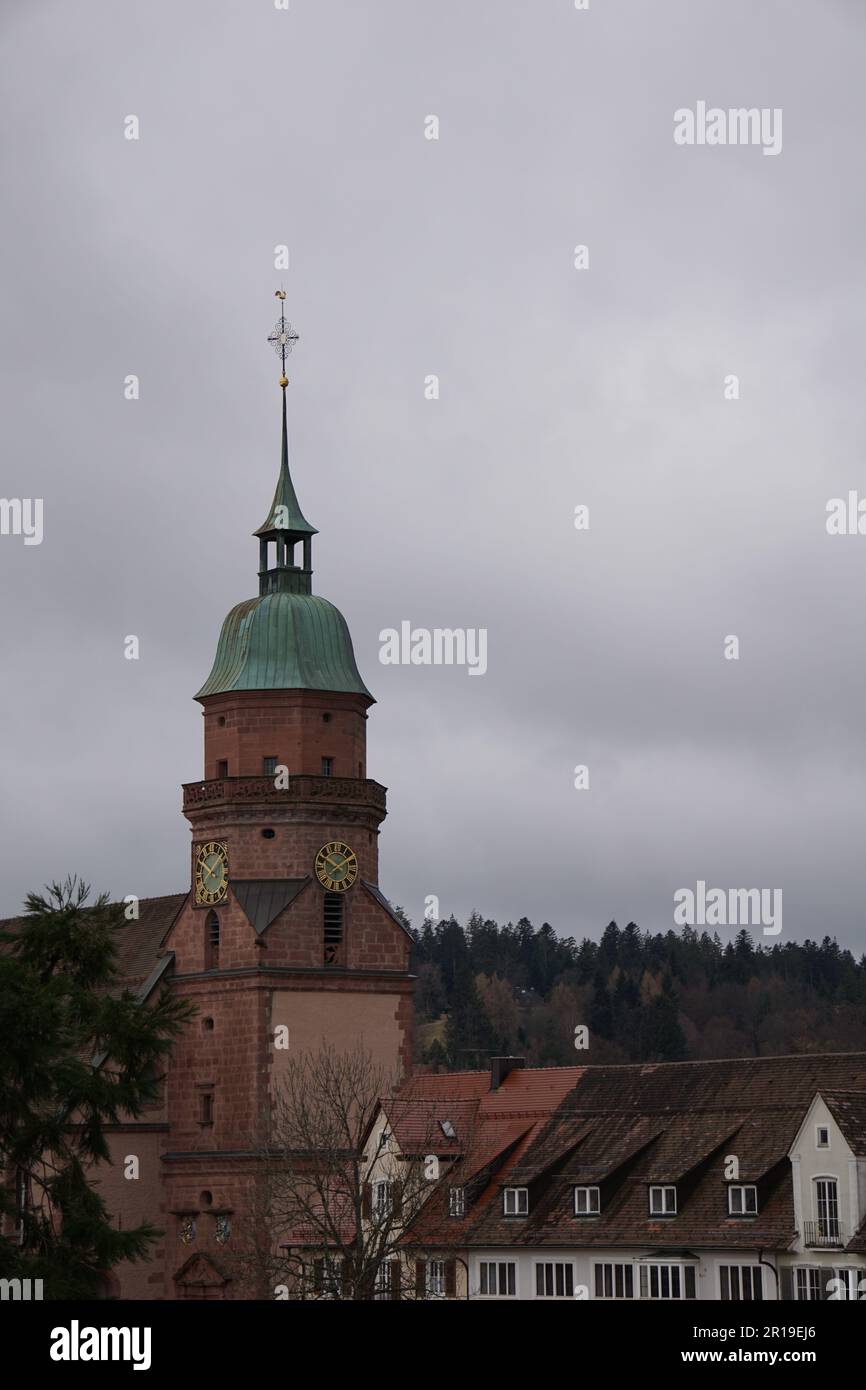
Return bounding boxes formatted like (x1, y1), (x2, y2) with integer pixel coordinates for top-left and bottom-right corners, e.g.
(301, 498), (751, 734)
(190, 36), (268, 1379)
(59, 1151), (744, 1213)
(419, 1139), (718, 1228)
(158, 308), (414, 1297)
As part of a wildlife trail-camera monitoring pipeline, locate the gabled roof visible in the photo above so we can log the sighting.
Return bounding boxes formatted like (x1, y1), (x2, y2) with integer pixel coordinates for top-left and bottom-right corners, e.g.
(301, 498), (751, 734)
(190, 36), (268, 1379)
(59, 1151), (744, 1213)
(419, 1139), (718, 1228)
(381, 1097), (479, 1157)
(406, 1065), (585, 1112)
(457, 1119), (538, 1187)
(361, 883), (415, 941)
(556, 1113), (665, 1184)
(0, 892), (185, 993)
(505, 1117), (596, 1187)
(232, 878), (310, 935)
(821, 1090), (866, 1156)
(640, 1111), (744, 1184)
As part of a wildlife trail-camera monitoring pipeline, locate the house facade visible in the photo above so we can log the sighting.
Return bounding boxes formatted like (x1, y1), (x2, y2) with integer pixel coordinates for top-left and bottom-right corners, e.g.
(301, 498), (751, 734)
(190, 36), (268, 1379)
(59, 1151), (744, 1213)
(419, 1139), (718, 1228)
(366, 1054), (866, 1301)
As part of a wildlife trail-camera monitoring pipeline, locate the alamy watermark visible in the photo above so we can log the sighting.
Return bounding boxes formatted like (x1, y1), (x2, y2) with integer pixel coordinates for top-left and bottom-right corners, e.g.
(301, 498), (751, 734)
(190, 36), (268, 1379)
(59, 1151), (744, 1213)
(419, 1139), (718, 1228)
(674, 102), (782, 157)
(0, 1277), (43, 1300)
(0, 498), (43, 545)
(49, 1320), (151, 1371)
(379, 622), (487, 676)
(826, 493), (866, 535)
(673, 880), (782, 936)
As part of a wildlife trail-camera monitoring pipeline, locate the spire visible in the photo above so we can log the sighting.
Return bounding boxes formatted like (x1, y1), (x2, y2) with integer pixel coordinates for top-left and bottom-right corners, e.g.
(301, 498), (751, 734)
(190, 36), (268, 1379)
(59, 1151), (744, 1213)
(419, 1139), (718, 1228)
(255, 293), (318, 596)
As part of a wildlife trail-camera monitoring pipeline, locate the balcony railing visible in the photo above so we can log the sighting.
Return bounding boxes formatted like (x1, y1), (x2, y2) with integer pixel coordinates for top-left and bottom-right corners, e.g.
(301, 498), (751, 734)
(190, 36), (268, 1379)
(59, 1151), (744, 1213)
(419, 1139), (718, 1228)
(803, 1219), (844, 1248)
(182, 773), (386, 817)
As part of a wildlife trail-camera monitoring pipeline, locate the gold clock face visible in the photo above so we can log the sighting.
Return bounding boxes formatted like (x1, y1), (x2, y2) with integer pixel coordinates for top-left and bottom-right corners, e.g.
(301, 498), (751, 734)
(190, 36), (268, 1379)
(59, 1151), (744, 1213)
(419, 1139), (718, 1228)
(194, 841), (229, 905)
(315, 841), (358, 893)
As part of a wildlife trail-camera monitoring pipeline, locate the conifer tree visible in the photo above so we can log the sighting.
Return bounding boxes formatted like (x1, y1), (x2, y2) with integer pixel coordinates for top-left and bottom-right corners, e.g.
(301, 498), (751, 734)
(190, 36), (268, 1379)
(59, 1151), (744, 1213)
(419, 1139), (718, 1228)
(0, 877), (192, 1298)
(443, 965), (497, 1068)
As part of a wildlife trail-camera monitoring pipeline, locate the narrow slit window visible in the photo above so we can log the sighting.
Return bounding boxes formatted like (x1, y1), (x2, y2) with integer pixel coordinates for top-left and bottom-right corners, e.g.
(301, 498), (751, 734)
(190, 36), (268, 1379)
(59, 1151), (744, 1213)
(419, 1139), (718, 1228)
(323, 893), (343, 966)
(205, 911), (220, 970)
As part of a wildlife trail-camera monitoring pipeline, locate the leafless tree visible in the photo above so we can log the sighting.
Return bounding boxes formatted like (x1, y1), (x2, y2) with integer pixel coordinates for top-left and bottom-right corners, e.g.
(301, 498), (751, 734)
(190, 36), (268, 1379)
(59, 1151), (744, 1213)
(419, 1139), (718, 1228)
(234, 1043), (468, 1300)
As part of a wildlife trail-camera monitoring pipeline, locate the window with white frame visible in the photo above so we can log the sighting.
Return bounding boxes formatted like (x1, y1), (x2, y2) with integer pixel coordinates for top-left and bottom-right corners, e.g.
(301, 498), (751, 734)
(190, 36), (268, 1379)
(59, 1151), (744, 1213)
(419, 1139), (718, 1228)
(639, 1263), (696, 1300)
(649, 1184), (677, 1215)
(829, 1269), (866, 1301)
(425, 1259), (446, 1298)
(478, 1260), (517, 1297)
(448, 1186), (465, 1217)
(720, 1265), (763, 1300)
(727, 1184), (758, 1216)
(311, 1256), (343, 1299)
(795, 1267), (822, 1301)
(816, 1125), (830, 1149)
(503, 1186), (528, 1216)
(374, 1259), (400, 1301)
(373, 1180), (392, 1218)
(594, 1262), (635, 1299)
(814, 1177), (840, 1239)
(535, 1261), (575, 1298)
(574, 1185), (600, 1215)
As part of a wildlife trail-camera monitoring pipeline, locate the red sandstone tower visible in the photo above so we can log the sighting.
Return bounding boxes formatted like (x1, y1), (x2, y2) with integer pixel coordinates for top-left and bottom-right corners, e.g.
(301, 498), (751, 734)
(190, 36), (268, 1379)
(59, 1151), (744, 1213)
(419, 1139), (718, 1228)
(160, 306), (413, 1298)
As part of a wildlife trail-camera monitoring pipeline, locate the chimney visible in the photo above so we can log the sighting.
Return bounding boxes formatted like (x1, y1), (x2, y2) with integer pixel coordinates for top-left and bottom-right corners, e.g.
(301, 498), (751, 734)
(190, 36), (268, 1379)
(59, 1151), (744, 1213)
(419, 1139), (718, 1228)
(490, 1056), (525, 1091)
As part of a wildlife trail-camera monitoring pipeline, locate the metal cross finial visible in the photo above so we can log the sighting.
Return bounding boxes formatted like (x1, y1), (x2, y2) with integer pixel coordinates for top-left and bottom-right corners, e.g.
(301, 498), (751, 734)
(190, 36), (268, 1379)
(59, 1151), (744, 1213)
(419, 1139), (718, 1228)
(267, 290), (299, 387)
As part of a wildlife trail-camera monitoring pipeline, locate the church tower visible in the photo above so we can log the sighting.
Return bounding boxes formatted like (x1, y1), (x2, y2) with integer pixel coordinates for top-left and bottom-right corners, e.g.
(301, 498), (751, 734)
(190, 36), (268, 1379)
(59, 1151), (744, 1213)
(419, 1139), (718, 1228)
(160, 300), (414, 1298)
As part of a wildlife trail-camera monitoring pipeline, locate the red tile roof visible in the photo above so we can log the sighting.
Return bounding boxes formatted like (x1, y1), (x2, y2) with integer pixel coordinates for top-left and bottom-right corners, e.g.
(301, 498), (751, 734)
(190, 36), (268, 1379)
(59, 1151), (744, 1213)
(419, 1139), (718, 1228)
(822, 1090), (866, 1156)
(0, 893), (185, 991)
(398, 1054), (866, 1253)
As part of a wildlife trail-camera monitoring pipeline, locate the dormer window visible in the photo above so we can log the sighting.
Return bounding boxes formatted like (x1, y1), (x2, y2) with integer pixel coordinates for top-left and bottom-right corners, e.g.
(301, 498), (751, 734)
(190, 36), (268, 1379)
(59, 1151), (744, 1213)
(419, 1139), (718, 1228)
(263, 756), (278, 777)
(816, 1125), (830, 1149)
(574, 1185), (600, 1216)
(448, 1187), (465, 1217)
(728, 1184), (758, 1216)
(503, 1187), (528, 1217)
(649, 1185), (677, 1216)
(321, 757), (334, 777)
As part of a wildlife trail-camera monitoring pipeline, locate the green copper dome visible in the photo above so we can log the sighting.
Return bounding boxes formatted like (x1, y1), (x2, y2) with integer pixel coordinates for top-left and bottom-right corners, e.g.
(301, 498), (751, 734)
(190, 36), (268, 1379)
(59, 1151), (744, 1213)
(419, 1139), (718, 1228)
(195, 592), (373, 701)
(195, 375), (373, 703)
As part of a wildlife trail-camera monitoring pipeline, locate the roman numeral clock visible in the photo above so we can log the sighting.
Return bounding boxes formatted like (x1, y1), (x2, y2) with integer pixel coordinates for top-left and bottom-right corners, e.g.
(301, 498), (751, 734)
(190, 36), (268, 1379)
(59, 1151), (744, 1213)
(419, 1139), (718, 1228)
(194, 841), (229, 906)
(314, 841), (358, 893)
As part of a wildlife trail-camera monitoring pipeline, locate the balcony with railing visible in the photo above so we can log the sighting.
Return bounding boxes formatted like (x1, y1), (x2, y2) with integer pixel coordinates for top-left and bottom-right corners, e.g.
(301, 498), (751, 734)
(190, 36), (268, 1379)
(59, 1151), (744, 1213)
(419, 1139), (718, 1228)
(803, 1219), (844, 1249)
(182, 773), (386, 817)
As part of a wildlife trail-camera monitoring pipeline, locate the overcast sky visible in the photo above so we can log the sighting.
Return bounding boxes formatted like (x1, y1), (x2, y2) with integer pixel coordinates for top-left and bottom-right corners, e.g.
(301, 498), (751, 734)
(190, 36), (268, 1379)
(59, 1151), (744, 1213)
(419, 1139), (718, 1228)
(2, 0), (865, 951)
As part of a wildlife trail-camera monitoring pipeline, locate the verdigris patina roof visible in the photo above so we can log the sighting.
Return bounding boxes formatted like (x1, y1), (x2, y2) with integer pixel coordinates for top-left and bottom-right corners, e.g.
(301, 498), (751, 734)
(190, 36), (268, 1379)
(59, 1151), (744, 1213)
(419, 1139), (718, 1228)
(254, 392), (317, 539)
(195, 591), (374, 701)
(198, 371), (373, 701)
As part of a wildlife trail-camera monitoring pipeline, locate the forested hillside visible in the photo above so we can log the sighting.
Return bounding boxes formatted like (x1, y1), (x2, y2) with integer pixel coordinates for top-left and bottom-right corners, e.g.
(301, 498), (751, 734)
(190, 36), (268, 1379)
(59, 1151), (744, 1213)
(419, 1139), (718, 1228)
(402, 912), (866, 1070)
